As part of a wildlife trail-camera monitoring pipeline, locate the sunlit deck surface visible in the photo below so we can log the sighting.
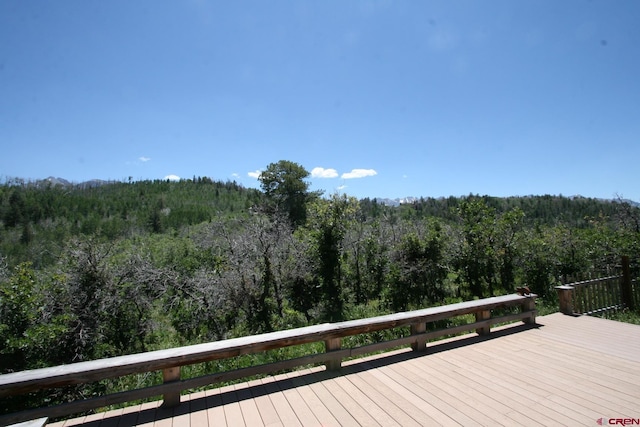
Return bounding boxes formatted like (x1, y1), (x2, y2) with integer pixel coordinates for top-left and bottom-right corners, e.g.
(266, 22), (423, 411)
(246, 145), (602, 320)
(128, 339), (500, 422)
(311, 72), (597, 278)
(48, 313), (640, 426)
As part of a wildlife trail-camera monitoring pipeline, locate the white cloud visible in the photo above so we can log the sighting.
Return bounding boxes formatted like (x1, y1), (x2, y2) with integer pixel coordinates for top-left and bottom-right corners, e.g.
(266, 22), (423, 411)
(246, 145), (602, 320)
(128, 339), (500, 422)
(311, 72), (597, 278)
(341, 169), (378, 179)
(231, 173), (240, 178)
(311, 167), (339, 178)
(139, 156), (151, 162)
(337, 185), (347, 191)
(248, 170), (262, 179)
(164, 174), (181, 181)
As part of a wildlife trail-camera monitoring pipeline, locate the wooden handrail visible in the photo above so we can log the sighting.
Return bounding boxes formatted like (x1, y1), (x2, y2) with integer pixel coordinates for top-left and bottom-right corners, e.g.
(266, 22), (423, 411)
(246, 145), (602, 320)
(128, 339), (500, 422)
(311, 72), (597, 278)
(0, 294), (536, 425)
(564, 275), (621, 288)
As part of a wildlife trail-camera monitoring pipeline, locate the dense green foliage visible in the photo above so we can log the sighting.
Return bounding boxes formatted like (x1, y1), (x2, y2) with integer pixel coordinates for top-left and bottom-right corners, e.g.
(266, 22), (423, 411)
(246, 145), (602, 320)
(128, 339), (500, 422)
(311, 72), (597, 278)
(1, 169), (639, 413)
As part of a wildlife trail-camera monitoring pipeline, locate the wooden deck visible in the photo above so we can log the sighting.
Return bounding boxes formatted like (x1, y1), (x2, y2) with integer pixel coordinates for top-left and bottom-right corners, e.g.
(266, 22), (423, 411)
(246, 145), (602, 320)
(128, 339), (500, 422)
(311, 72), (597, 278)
(47, 313), (640, 426)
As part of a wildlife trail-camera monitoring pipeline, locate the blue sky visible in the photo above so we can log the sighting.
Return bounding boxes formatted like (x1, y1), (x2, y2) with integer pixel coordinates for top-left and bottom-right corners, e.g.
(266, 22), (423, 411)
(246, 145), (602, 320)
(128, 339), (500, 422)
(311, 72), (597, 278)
(1, 1), (639, 201)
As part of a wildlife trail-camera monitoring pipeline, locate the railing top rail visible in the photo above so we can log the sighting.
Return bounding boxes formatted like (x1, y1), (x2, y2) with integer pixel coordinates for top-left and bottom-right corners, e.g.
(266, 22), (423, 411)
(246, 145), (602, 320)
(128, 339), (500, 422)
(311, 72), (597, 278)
(0, 294), (533, 397)
(565, 275), (621, 287)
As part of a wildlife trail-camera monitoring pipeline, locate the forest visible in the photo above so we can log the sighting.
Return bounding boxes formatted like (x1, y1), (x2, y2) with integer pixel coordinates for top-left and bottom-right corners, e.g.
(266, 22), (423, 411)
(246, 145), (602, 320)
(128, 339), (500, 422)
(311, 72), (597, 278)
(1, 160), (639, 412)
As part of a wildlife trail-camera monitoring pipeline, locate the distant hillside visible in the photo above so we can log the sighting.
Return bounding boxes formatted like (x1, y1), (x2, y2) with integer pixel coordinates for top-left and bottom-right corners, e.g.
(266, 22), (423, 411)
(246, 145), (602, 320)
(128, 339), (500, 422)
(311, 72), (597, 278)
(0, 177), (263, 235)
(364, 193), (636, 227)
(2, 177), (636, 236)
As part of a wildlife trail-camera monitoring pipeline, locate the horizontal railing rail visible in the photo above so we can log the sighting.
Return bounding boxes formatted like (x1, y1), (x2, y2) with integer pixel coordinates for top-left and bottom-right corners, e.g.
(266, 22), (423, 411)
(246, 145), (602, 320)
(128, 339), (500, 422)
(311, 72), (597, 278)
(0, 294), (536, 426)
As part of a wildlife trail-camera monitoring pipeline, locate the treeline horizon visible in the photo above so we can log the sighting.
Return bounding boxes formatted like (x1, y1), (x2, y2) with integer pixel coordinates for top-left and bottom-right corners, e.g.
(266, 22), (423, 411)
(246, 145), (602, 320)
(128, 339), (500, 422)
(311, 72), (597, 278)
(0, 175), (634, 245)
(2, 173), (636, 209)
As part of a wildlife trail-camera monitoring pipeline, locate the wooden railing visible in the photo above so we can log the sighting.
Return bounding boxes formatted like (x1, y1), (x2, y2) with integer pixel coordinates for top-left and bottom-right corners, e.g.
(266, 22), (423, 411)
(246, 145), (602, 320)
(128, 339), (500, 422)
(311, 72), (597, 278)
(0, 294), (536, 426)
(556, 275), (624, 315)
(556, 256), (636, 315)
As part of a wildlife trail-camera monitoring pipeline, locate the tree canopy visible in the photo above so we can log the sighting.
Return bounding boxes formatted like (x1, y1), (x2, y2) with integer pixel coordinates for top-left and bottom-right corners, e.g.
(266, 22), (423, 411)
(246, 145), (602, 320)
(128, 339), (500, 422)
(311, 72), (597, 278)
(258, 160), (316, 227)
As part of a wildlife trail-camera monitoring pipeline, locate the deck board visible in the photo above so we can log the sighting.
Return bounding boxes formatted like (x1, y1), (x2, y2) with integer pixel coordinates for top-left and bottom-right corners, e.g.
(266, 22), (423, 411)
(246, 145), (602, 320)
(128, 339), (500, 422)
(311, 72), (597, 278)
(402, 356), (538, 427)
(259, 375), (301, 427)
(203, 387), (225, 427)
(187, 391), (209, 427)
(470, 343), (617, 421)
(342, 371), (422, 427)
(44, 313), (640, 426)
(296, 371), (361, 427)
(285, 368), (346, 427)
(333, 374), (400, 427)
(246, 378), (280, 427)
(271, 372), (319, 427)
(473, 336), (640, 410)
(220, 384), (244, 427)
(435, 349), (586, 426)
(233, 382), (264, 427)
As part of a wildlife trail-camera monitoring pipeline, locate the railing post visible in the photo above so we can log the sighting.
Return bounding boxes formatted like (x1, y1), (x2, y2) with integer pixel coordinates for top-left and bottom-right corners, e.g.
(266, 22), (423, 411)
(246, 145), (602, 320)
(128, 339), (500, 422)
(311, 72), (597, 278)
(556, 285), (575, 315)
(621, 256), (634, 310)
(475, 310), (491, 335)
(411, 322), (427, 352)
(162, 366), (181, 408)
(324, 338), (342, 371)
(522, 295), (536, 324)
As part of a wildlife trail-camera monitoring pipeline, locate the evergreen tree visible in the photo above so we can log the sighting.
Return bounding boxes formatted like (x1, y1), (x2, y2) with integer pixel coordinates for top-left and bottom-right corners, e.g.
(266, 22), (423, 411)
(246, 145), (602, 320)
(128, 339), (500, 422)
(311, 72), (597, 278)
(258, 160), (317, 228)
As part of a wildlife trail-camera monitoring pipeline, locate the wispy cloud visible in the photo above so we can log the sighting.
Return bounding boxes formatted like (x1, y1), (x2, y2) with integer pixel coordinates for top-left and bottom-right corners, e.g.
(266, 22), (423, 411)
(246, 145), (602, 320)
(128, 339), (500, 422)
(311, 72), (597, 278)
(341, 169), (378, 179)
(231, 173), (240, 178)
(164, 174), (180, 181)
(139, 156), (151, 162)
(248, 170), (262, 179)
(311, 167), (339, 178)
